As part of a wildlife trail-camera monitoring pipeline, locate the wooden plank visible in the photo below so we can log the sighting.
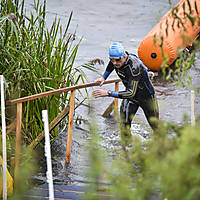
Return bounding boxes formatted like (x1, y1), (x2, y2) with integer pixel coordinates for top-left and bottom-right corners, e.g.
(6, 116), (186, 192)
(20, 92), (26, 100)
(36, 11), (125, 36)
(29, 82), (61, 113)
(66, 90), (76, 164)
(14, 102), (22, 186)
(29, 105), (70, 149)
(29, 99), (84, 149)
(0, 119), (16, 135)
(6, 119), (16, 135)
(102, 100), (114, 117)
(6, 79), (121, 105)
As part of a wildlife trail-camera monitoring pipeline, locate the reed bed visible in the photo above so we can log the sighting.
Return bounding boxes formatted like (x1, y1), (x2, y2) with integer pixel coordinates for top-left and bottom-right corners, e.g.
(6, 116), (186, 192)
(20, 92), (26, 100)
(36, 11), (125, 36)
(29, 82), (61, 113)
(0, 0), (97, 144)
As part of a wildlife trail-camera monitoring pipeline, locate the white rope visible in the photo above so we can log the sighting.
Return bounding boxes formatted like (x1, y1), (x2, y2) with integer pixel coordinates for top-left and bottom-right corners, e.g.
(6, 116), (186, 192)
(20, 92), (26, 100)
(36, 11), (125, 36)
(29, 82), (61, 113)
(42, 110), (54, 200)
(1, 75), (7, 200)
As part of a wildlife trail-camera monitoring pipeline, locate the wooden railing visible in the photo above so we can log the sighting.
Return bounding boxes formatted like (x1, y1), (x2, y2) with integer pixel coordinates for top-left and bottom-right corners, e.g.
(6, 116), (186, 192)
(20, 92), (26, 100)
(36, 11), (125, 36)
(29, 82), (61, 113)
(6, 78), (121, 182)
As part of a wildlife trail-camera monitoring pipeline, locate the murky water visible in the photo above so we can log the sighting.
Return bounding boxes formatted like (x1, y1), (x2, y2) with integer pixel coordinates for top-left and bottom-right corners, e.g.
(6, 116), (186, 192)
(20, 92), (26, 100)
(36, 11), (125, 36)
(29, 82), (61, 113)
(25, 0), (200, 183)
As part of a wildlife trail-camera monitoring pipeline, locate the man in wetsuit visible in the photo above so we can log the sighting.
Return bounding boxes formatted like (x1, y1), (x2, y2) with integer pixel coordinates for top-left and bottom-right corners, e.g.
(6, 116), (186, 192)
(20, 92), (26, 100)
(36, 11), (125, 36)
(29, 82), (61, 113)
(92, 42), (159, 144)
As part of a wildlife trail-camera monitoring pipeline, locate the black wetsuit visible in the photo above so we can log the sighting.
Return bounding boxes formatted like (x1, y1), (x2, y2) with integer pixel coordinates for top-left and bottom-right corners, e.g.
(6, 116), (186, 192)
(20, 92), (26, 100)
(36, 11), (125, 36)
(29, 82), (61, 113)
(103, 53), (159, 130)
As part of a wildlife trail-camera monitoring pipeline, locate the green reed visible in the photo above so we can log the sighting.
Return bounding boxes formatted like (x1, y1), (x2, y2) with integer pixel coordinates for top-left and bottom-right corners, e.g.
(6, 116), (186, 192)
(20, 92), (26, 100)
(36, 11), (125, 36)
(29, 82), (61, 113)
(0, 0), (96, 144)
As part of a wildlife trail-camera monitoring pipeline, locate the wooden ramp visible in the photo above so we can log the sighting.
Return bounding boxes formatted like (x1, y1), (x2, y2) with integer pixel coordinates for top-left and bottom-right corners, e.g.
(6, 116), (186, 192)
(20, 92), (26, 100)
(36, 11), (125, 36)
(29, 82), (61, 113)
(24, 181), (86, 200)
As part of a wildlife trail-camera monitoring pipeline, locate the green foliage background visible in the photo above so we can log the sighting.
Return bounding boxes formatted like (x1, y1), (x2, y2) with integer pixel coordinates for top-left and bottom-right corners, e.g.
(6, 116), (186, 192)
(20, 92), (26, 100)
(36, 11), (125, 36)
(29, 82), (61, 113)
(85, 115), (200, 200)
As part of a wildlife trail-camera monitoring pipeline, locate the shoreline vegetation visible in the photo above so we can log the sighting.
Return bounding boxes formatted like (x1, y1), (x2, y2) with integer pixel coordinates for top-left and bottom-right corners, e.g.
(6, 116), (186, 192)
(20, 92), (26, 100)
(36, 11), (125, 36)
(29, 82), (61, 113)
(0, 0), (98, 144)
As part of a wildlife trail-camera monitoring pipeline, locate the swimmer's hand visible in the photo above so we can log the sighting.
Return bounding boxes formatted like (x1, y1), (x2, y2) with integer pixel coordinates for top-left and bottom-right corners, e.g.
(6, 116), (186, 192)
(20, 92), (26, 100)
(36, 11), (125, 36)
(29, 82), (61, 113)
(94, 77), (105, 86)
(92, 89), (109, 98)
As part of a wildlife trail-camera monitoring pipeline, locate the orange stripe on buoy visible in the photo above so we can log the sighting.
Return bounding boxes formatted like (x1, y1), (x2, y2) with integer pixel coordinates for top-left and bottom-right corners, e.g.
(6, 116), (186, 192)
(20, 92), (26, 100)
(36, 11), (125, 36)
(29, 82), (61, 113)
(138, 0), (200, 71)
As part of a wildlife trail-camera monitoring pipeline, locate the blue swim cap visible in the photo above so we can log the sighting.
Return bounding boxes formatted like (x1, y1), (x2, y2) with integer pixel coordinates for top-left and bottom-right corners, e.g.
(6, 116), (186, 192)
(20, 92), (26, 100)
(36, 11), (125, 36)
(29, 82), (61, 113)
(109, 42), (126, 58)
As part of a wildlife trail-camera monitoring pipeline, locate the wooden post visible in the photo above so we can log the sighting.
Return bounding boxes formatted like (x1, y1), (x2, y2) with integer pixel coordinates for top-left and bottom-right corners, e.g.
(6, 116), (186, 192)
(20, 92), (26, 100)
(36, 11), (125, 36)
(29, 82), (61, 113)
(14, 102), (22, 186)
(114, 82), (119, 117)
(66, 90), (75, 164)
(191, 90), (195, 126)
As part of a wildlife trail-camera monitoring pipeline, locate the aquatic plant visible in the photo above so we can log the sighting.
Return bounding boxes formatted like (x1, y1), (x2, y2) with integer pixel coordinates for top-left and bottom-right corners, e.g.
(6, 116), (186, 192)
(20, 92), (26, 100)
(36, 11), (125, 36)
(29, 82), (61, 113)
(0, 0), (97, 144)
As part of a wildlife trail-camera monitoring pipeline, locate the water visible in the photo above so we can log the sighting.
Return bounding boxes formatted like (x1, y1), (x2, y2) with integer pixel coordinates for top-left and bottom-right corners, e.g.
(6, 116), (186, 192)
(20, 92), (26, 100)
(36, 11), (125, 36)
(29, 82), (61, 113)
(25, 0), (200, 183)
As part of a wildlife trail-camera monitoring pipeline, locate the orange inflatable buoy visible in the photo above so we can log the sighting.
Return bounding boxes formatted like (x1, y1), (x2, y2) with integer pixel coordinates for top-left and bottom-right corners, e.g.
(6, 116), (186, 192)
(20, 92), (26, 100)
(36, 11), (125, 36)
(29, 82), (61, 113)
(138, 0), (200, 71)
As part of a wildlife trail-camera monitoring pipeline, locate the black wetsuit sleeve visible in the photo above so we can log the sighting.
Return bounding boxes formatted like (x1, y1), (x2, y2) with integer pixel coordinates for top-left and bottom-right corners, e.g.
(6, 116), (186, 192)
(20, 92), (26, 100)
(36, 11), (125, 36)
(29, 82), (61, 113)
(102, 61), (115, 80)
(106, 61), (115, 72)
(118, 79), (139, 99)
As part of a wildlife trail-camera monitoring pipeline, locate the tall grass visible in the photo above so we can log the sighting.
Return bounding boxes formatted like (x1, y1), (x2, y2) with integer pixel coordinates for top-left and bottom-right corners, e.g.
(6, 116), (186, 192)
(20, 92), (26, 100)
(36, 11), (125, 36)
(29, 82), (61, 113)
(0, 0), (97, 144)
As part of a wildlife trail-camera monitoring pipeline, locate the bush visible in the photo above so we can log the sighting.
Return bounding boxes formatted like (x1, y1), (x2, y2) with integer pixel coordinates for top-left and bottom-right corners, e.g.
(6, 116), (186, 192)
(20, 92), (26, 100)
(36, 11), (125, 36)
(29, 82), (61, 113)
(85, 115), (200, 200)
